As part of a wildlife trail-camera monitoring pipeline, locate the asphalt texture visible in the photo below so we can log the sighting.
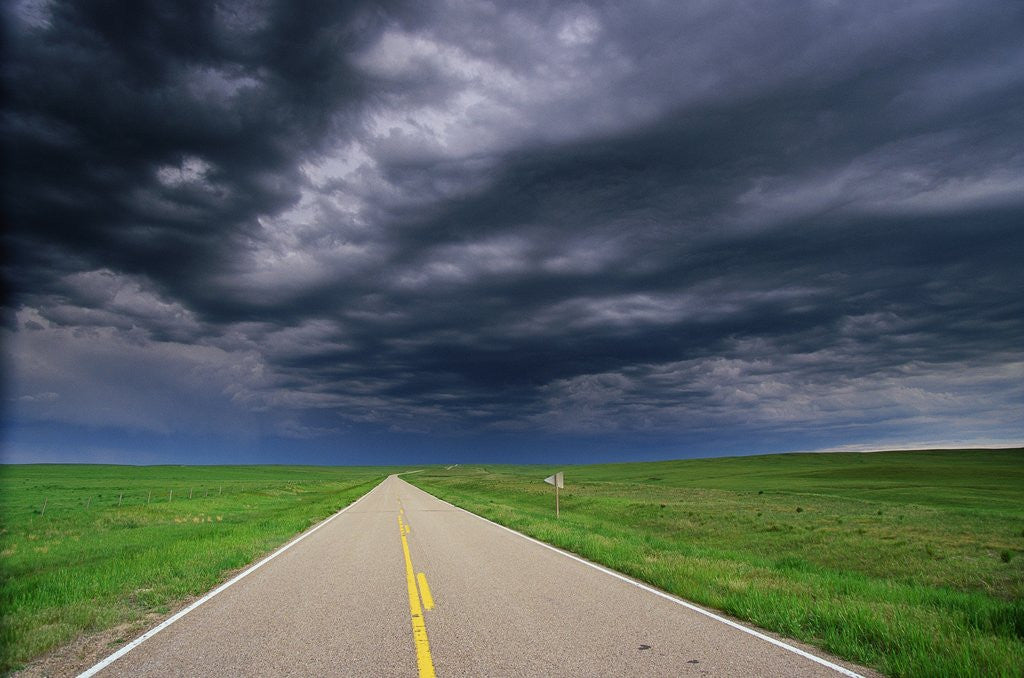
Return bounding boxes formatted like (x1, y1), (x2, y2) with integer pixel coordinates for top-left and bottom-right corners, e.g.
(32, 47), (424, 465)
(91, 475), (873, 677)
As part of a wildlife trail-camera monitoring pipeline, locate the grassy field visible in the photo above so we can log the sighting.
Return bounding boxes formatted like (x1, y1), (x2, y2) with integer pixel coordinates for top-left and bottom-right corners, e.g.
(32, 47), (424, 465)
(406, 449), (1024, 678)
(0, 464), (392, 674)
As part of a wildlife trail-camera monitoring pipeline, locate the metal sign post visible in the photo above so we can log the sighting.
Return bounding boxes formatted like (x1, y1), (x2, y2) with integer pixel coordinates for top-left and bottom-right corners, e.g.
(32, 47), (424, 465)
(543, 472), (564, 518)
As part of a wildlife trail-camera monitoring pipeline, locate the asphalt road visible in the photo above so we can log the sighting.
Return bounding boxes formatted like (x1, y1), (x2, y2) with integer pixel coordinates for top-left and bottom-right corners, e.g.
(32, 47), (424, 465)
(86, 475), (873, 677)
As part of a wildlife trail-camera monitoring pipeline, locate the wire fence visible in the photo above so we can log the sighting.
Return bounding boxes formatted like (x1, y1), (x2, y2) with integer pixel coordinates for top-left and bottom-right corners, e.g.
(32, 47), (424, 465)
(3, 477), (382, 519)
(28, 485), (244, 516)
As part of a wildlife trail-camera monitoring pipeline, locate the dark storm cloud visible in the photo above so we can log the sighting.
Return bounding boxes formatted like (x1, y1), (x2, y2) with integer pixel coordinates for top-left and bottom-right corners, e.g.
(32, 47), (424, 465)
(4, 0), (393, 311)
(3, 0), (1023, 451)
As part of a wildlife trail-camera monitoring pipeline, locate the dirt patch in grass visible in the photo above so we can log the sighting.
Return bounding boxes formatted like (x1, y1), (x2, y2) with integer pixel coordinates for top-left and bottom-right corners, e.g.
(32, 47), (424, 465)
(12, 610), (168, 678)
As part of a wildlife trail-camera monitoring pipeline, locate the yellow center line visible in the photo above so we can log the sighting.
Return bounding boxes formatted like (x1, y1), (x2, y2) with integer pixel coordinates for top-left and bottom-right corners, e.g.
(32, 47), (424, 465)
(417, 573), (434, 610)
(398, 511), (435, 678)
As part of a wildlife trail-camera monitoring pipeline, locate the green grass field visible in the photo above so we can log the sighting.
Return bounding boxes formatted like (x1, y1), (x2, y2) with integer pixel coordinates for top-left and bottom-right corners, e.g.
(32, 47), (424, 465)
(0, 464), (392, 674)
(3, 451), (1022, 677)
(406, 449), (1024, 678)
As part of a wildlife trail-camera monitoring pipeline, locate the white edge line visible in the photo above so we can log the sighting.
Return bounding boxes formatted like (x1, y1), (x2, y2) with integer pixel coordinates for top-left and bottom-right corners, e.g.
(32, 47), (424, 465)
(77, 480), (382, 678)
(400, 478), (865, 678)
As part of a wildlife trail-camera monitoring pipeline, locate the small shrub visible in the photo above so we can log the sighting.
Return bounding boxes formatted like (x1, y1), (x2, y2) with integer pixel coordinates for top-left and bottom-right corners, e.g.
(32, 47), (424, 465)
(758, 490), (764, 495)
(877, 510), (883, 515)
(796, 507), (803, 513)
(756, 511), (762, 517)
(1001, 550), (1012, 563)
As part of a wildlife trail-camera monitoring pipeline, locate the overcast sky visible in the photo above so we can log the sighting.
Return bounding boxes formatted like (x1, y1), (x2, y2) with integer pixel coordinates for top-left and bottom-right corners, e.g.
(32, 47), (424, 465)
(3, 0), (1022, 465)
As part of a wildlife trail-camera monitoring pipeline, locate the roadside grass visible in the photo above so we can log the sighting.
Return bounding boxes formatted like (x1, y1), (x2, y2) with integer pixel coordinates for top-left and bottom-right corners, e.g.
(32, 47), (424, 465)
(0, 464), (391, 674)
(407, 449), (1024, 678)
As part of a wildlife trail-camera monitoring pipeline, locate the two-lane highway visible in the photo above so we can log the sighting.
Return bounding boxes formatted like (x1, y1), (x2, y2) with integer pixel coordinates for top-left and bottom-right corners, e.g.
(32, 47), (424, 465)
(85, 476), (873, 677)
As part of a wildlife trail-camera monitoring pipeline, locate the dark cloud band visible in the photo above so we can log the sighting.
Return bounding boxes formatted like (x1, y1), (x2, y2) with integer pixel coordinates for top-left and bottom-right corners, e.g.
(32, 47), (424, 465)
(3, 0), (1023, 457)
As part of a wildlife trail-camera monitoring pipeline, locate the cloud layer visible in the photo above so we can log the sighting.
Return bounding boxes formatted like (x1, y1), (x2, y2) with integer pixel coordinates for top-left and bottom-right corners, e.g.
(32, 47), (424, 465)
(3, 0), (1023, 460)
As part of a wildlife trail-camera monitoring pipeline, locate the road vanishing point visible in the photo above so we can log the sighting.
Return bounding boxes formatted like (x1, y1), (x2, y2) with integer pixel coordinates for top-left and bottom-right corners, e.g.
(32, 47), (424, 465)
(81, 475), (873, 677)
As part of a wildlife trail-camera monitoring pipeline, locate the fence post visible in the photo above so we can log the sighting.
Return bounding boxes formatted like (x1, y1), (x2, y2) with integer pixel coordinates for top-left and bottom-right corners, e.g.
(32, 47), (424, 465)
(169, 489), (173, 502)
(41, 498), (47, 515)
(85, 496), (91, 510)
(148, 490), (152, 505)
(189, 488), (193, 499)
(118, 493), (123, 507)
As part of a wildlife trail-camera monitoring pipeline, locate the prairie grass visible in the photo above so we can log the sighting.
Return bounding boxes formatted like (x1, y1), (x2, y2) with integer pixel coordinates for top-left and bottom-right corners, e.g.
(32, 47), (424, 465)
(0, 464), (390, 674)
(407, 449), (1024, 677)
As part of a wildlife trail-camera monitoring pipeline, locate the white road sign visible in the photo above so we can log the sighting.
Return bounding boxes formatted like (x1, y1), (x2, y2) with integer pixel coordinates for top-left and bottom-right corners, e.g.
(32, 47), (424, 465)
(544, 472), (564, 489)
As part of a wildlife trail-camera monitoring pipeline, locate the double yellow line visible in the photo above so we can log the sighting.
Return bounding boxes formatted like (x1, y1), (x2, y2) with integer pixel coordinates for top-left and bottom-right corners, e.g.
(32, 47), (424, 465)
(398, 508), (436, 677)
